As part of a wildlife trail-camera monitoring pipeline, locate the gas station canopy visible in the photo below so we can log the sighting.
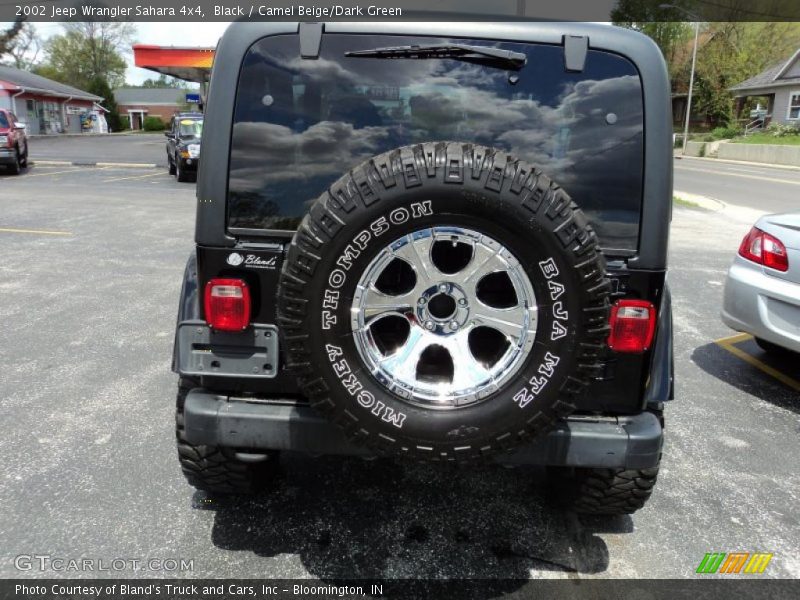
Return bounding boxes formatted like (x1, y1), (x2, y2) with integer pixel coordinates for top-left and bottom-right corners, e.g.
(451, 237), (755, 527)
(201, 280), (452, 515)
(133, 45), (215, 84)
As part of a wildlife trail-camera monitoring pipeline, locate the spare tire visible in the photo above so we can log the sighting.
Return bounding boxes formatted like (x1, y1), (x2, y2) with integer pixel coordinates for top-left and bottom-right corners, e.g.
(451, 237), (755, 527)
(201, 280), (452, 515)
(278, 142), (610, 460)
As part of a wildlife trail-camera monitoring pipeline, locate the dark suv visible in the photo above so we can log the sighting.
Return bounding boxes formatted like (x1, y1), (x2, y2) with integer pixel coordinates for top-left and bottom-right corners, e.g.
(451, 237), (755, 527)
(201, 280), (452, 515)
(172, 22), (673, 515)
(166, 112), (203, 182)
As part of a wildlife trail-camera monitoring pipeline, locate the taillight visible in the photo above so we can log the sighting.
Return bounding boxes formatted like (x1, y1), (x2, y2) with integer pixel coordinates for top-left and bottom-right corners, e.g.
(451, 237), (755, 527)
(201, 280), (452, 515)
(607, 299), (656, 353)
(738, 227), (789, 272)
(204, 278), (251, 332)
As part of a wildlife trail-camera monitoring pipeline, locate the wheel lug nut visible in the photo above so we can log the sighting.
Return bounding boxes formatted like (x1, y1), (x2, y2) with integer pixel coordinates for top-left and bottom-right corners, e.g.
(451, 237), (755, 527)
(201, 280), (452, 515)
(425, 321), (434, 330)
(458, 298), (467, 306)
(418, 297), (426, 305)
(450, 321), (459, 330)
(439, 284), (448, 293)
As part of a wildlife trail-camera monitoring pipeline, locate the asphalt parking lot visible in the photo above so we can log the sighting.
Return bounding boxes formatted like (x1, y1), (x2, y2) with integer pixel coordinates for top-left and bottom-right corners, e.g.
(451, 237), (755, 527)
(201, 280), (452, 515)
(27, 133), (167, 167)
(1, 146), (798, 581)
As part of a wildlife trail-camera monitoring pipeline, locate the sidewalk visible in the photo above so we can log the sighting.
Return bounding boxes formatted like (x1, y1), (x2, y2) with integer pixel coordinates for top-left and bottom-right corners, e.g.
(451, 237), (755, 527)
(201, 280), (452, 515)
(674, 153), (800, 172)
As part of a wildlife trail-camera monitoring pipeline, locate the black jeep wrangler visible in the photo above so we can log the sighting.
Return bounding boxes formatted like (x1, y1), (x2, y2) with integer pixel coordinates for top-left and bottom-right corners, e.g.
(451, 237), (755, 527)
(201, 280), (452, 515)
(172, 21), (673, 515)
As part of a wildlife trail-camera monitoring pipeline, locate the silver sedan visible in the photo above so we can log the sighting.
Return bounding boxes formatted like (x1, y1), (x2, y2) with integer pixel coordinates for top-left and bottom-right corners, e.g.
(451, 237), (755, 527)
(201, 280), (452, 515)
(722, 212), (800, 354)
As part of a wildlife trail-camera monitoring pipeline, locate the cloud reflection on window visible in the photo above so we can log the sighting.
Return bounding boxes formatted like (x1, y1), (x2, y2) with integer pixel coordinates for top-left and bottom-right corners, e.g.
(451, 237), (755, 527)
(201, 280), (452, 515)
(228, 36), (643, 251)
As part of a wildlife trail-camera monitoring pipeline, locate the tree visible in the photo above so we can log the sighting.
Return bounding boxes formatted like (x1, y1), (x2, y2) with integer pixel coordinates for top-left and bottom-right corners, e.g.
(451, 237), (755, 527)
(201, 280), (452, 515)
(39, 22), (134, 90)
(614, 6), (800, 128)
(0, 21), (40, 69)
(0, 20), (22, 58)
(140, 74), (189, 89)
(691, 22), (800, 126)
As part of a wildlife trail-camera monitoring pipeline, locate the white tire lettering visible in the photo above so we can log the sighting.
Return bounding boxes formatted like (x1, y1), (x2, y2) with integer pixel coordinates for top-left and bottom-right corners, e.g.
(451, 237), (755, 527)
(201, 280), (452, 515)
(336, 244), (361, 271)
(357, 390), (375, 408)
(341, 373), (362, 395)
(381, 406), (407, 428)
(321, 310), (336, 330)
(410, 200), (433, 218)
(322, 289), (339, 310)
(332, 358), (350, 378)
(553, 301), (568, 321)
(513, 389), (535, 409)
(538, 257), (559, 279)
(326, 344), (343, 362)
(353, 230), (371, 250)
(548, 280), (565, 301)
(320, 203), (439, 429)
(551, 321), (567, 340)
(389, 207), (409, 225)
(538, 352), (560, 378)
(528, 375), (547, 395)
(370, 216), (389, 237)
(328, 269), (346, 289)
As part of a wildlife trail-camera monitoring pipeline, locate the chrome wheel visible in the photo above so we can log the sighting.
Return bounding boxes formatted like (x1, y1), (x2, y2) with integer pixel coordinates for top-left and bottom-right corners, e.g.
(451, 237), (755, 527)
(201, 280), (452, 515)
(351, 226), (538, 408)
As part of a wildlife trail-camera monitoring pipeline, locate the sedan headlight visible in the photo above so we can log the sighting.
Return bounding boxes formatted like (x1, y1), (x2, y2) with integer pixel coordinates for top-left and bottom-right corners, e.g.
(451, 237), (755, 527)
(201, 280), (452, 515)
(0, 135), (7, 145)
(187, 144), (200, 158)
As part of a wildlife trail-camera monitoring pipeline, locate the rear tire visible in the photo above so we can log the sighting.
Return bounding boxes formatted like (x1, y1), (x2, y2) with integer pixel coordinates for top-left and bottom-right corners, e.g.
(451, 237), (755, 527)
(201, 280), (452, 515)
(7, 147), (21, 175)
(19, 147), (27, 168)
(175, 379), (279, 494)
(168, 154), (176, 175)
(754, 337), (792, 356)
(548, 465), (660, 515)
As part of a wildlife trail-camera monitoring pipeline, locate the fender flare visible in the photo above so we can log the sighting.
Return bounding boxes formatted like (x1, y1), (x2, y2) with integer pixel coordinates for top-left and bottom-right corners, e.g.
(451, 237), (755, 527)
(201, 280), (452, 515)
(171, 251), (199, 373)
(644, 282), (674, 408)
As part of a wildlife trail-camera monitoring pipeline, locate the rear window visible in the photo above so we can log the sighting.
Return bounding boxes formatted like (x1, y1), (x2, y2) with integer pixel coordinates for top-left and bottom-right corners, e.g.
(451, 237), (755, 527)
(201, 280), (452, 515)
(229, 34), (644, 252)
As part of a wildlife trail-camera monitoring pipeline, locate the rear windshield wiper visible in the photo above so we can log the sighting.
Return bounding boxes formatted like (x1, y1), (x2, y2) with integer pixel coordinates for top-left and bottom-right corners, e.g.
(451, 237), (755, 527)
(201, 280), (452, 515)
(345, 44), (527, 71)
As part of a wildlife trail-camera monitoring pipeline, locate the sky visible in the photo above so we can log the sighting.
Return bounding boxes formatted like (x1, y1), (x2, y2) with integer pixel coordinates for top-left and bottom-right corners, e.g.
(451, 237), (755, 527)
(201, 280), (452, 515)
(29, 22), (230, 85)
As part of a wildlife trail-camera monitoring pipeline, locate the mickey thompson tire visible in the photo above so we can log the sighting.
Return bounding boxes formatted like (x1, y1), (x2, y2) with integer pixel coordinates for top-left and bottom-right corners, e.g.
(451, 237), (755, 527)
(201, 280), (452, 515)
(278, 142), (610, 460)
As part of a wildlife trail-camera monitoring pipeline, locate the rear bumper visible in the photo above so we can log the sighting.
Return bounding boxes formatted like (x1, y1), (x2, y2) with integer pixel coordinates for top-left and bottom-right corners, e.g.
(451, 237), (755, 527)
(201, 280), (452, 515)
(722, 256), (800, 352)
(179, 156), (199, 171)
(183, 389), (663, 469)
(0, 147), (16, 164)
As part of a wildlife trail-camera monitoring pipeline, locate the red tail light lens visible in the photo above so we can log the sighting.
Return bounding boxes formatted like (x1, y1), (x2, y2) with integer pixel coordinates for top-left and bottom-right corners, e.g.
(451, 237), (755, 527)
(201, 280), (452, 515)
(204, 278), (251, 332)
(607, 299), (656, 353)
(738, 227), (788, 272)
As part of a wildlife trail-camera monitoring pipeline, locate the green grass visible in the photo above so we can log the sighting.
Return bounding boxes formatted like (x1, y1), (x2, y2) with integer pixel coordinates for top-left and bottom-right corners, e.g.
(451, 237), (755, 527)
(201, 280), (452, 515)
(673, 195), (701, 209)
(732, 133), (800, 145)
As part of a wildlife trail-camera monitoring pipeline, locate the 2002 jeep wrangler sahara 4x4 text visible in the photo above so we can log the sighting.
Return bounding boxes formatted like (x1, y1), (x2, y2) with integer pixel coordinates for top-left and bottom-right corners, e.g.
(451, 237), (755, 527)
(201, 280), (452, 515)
(172, 21), (673, 515)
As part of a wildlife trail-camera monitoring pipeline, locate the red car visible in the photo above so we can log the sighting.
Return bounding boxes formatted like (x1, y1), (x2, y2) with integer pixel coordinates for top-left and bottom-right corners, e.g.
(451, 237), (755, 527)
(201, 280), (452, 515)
(0, 108), (28, 174)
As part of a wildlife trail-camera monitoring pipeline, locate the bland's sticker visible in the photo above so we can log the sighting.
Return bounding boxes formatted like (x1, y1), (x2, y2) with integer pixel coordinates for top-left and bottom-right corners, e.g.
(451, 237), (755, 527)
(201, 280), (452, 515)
(227, 253), (277, 270)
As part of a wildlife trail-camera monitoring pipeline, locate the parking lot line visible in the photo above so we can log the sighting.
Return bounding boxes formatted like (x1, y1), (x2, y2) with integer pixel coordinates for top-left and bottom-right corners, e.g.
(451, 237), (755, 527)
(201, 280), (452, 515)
(715, 333), (800, 392)
(0, 227), (72, 236)
(22, 166), (112, 178)
(102, 171), (167, 183)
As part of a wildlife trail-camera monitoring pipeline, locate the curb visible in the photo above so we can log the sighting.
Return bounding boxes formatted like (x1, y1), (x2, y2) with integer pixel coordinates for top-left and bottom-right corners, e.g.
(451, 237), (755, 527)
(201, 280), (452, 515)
(674, 154), (800, 172)
(674, 189), (767, 223)
(31, 160), (160, 169)
(673, 190), (726, 212)
(28, 132), (161, 138)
